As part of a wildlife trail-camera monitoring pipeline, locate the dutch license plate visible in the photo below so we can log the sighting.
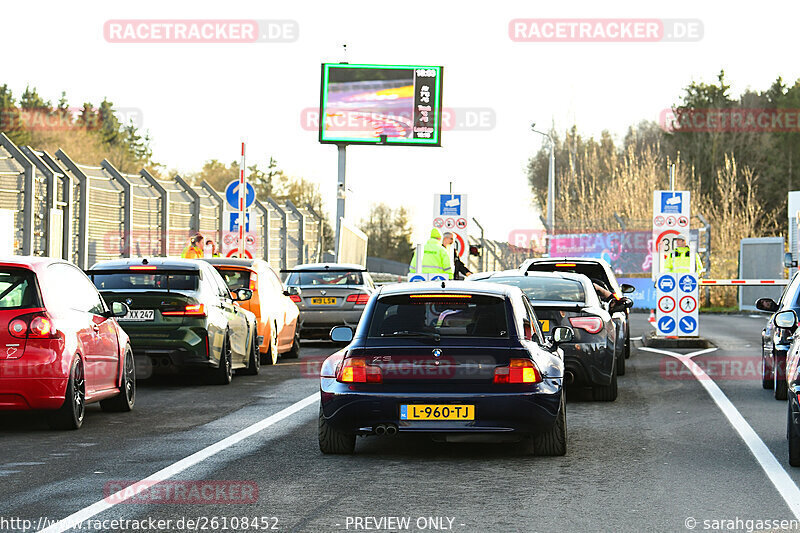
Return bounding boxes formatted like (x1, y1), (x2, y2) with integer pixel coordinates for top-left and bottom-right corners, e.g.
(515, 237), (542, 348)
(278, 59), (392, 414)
(400, 404), (475, 421)
(539, 320), (550, 332)
(119, 309), (154, 321)
(311, 297), (336, 305)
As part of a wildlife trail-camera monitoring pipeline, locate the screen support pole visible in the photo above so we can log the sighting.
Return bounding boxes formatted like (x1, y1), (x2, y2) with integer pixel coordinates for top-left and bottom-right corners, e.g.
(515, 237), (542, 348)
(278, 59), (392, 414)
(334, 143), (347, 262)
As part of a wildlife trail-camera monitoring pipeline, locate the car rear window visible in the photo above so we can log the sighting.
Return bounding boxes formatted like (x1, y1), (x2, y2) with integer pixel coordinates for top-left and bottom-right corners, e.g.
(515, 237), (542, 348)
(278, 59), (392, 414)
(484, 276), (585, 302)
(527, 262), (611, 288)
(287, 271), (363, 286)
(368, 293), (509, 338)
(90, 270), (199, 291)
(216, 268), (251, 291)
(0, 268), (41, 309)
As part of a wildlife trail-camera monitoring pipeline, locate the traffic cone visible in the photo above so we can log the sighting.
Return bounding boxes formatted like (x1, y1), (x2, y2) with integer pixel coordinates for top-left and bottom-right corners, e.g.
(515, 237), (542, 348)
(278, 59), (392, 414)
(648, 310), (656, 324)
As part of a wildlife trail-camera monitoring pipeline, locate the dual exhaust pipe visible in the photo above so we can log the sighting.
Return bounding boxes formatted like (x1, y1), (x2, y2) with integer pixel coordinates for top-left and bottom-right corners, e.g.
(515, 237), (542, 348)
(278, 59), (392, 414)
(374, 424), (398, 437)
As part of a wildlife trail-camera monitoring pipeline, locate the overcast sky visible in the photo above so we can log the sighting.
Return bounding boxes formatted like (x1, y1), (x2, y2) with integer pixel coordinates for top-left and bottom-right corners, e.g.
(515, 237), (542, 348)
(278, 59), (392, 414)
(3, 0), (799, 241)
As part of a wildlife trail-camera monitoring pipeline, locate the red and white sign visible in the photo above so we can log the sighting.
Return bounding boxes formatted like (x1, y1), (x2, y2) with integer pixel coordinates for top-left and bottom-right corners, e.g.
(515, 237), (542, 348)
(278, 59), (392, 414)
(658, 295), (676, 314)
(222, 231), (259, 258)
(654, 215), (665, 226)
(444, 217), (456, 229)
(456, 218), (467, 230)
(433, 193), (469, 261)
(454, 232), (466, 258)
(666, 216), (676, 227)
(679, 295), (697, 313)
(433, 217), (444, 228)
(678, 216), (689, 227)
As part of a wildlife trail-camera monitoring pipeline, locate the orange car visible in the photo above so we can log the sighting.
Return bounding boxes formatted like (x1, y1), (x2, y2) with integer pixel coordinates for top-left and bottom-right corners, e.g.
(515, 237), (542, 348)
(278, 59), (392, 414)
(203, 259), (300, 365)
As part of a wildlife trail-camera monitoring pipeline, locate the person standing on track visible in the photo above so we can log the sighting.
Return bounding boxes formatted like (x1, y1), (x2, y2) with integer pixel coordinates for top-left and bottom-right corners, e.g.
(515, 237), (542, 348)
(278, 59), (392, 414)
(180, 233), (204, 259)
(664, 236), (703, 275)
(409, 228), (453, 279)
(442, 232), (472, 280)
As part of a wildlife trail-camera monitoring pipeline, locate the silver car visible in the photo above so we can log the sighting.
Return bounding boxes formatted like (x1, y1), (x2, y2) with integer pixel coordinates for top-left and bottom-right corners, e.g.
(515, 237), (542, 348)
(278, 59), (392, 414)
(283, 263), (375, 339)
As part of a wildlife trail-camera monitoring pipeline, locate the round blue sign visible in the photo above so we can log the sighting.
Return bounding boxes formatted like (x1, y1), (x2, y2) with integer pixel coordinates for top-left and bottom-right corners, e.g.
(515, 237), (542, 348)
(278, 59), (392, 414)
(657, 315), (675, 334)
(225, 180), (256, 210)
(657, 275), (676, 293)
(409, 275), (426, 282)
(679, 316), (697, 334)
(679, 275), (697, 293)
(431, 275), (447, 281)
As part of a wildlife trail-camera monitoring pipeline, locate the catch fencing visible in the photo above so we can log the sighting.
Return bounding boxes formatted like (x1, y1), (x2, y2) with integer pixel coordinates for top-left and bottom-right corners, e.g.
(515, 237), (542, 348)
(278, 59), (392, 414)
(0, 132), (324, 270)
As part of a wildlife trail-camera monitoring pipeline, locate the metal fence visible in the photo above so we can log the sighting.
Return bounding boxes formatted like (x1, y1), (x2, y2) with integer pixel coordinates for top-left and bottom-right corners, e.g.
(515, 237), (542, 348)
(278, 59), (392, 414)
(0, 132), (325, 269)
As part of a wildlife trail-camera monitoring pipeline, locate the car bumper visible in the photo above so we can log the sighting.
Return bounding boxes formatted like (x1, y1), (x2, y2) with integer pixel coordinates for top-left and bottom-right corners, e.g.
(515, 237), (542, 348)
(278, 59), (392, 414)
(320, 378), (562, 436)
(561, 342), (615, 386)
(0, 377), (67, 410)
(126, 327), (212, 377)
(298, 310), (364, 338)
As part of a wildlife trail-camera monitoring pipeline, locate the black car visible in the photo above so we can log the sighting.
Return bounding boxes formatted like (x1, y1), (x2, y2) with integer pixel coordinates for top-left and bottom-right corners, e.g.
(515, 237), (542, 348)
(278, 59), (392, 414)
(318, 281), (574, 455)
(755, 271), (800, 400)
(88, 258), (260, 385)
(520, 257), (635, 373)
(472, 270), (630, 401)
(768, 309), (800, 466)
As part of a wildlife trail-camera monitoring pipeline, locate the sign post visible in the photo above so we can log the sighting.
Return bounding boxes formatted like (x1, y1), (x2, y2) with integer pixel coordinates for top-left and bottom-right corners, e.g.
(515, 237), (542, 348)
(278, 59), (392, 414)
(656, 273), (678, 336)
(433, 193), (468, 267)
(652, 190), (691, 279)
(222, 161), (257, 259)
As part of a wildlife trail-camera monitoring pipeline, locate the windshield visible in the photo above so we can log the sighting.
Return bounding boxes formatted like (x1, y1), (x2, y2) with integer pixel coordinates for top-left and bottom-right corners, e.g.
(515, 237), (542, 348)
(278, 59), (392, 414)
(0, 268), (41, 309)
(287, 271), (363, 286)
(216, 268), (251, 291)
(527, 262), (613, 291)
(368, 294), (509, 338)
(484, 276), (585, 303)
(90, 271), (199, 291)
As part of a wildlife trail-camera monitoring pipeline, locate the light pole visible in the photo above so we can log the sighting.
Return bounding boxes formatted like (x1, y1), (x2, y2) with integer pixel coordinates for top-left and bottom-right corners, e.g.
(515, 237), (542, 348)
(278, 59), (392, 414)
(531, 123), (555, 254)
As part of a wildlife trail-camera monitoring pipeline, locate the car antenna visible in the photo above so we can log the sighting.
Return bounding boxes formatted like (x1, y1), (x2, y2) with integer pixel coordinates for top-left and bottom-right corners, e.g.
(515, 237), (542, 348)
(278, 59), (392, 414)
(524, 270), (528, 276)
(142, 258), (149, 265)
(441, 281), (446, 288)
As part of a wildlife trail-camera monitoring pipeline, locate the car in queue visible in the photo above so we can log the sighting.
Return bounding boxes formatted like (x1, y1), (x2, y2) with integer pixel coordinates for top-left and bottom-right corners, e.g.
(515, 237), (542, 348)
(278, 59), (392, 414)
(470, 270), (629, 401)
(317, 281), (573, 455)
(755, 270), (800, 400)
(0, 257), (135, 429)
(203, 258), (300, 365)
(88, 258), (259, 385)
(520, 258), (635, 369)
(766, 309), (800, 466)
(283, 263), (375, 340)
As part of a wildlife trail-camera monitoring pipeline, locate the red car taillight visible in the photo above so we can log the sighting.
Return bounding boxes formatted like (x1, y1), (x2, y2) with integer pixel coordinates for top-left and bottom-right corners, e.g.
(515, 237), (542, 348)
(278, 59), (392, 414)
(249, 272), (258, 291)
(8, 311), (59, 339)
(569, 316), (604, 334)
(494, 358), (542, 384)
(346, 293), (370, 305)
(337, 357), (382, 383)
(162, 304), (206, 317)
(289, 294), (301, 303)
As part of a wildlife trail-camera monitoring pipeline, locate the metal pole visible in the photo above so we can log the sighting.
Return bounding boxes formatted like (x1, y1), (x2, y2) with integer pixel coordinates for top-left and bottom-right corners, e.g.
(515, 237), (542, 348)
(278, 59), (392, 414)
(335, 144), (347, 261)
(547, 142), (555, 238)
(472, 217), (485, 272)
(238, 142), (246, 258)
(670, 163), (675, 191)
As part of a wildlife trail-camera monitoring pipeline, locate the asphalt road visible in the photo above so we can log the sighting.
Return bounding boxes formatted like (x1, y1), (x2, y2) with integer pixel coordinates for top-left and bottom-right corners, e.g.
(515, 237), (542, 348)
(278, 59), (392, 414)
(2, 313), (800, 533)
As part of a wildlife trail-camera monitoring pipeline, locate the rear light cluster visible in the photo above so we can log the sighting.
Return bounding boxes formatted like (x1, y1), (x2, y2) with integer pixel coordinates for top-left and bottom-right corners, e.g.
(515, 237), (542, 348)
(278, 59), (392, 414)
(162, 304), (206, 317)
(337, 357), (382, 383)
(346, 293), (370, 305)
(569, 316), (604, 334)
(249, 272), (258, 291)
(289, 294), (302, 303)
(9, 311), (58, 339)
(494, 358), (542, 384)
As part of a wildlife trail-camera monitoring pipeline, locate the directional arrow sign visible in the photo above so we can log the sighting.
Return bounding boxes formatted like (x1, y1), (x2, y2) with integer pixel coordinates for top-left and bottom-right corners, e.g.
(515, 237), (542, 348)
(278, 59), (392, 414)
(658, 316), (676, 334)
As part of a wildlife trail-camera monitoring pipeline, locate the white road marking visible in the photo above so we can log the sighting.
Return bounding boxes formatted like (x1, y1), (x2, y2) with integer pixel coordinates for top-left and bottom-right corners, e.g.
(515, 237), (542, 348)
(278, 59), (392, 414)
(40, 392), (319, 533)
(640, 346), (800, 520)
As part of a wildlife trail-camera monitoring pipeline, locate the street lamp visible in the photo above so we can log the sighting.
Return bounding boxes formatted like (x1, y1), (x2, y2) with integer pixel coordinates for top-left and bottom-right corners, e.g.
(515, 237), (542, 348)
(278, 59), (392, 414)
(531, 123), (555, 255)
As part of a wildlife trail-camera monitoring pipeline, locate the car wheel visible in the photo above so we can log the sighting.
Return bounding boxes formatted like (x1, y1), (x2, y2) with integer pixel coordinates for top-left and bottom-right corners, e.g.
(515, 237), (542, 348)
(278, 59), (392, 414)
(762, 352), (774, 390)
(775, 359), (788, 400)
(624, 331), (631, 359)
(48, 356), (85, 430)
(592, 369), (618, 402)
(240, 334), (261, 375)
(284, 328), (300, 359)
(261, 324), (279, 365)
(532, 393), (567, 456)
(208, 334), (233, 385)
(789, 405), (800, 467)
(318, 405), (355, 454)
(100, 346), (136, 412)
(616, 348), (626, 376)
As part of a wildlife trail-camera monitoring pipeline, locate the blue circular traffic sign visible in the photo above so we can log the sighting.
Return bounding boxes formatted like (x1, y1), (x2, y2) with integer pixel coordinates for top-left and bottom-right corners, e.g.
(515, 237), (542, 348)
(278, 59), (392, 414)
(409, 275), (425, 282)
(679, 275), (697, 293)
(431, 275), (447, 281)
(657, 275), (676, 293)
(225, 180), (256, 210)
(657, 316), (675, 334)
(679, 316), (697, 334)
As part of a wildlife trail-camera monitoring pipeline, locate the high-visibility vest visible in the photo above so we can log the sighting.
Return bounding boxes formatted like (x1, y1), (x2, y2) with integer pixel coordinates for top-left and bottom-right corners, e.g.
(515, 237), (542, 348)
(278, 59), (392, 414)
(409, 238), (453, 278)
(181, 245), (202, 259)
(664, 246), (703, 274)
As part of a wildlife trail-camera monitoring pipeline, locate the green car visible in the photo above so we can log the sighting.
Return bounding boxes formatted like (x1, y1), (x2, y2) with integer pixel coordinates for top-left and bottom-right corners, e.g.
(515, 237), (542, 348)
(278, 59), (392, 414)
(88, 258), (261, 385)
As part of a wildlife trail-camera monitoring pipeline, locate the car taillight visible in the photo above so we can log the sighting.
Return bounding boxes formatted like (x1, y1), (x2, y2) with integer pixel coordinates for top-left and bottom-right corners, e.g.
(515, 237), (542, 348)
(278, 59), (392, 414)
(337, 357), (382, 383)
(162, 304), (206, 317)
(249, 272), (258, 291)
(8, 311), (58, 339)
(289, 294), (301, 303)
(569, 316), (604, 334)
(346, 293), (370, 305)
(494, 358), (541, 384)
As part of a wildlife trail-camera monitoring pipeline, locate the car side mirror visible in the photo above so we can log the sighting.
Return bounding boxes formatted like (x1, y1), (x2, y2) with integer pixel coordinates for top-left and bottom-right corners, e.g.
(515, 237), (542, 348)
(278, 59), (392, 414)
(286, 286), (300, 296)
(774, 310), (798, 330)
(551, 326), (574, 345)
(755, 297), (779, 313)
(110, 301), (130, 318)
(232, 288), (253, 301)
(784, 252), (797, 269)
(330, 326), (354, 344)
(621, 283), (635, 294)
(283, 290), (290, 296)
(610, 297), (634, 313)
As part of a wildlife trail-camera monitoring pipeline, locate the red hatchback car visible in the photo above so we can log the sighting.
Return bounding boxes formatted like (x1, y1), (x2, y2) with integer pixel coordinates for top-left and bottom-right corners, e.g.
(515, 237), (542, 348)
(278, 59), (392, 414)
(0, 257), (135, 429)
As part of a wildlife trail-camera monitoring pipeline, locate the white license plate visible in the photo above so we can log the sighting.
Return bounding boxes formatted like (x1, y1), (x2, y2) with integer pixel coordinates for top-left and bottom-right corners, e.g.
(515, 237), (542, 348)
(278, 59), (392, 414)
(119, 309), (155, 321)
